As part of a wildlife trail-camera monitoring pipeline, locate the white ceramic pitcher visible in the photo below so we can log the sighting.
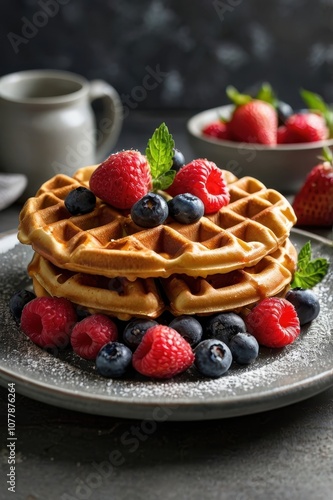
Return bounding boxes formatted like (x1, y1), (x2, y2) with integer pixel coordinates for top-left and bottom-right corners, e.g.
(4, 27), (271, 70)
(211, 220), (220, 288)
(0, 69), (123, 197)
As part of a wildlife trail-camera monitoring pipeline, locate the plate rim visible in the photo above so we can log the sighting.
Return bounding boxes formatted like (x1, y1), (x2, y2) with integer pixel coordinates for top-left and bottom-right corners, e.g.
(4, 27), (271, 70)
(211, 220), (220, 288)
(1, 361), (332, 421)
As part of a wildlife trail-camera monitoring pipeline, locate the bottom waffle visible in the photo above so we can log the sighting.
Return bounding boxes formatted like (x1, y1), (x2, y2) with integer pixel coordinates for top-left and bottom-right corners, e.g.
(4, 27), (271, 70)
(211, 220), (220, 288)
(28, 239), (297, 320)
(28, 254), (165, 321)
(162, 238), (297, 316)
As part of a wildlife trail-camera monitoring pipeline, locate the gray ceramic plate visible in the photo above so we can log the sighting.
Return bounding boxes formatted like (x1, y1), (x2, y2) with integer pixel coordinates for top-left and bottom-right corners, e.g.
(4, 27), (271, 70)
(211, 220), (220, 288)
(0, 229), (332, 421)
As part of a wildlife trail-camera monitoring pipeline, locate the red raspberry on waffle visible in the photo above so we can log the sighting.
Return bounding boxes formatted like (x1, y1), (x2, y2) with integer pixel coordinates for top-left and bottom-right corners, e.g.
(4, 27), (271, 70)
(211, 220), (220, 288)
(167, 159), (230, 214)
(90, 150), (152, 209)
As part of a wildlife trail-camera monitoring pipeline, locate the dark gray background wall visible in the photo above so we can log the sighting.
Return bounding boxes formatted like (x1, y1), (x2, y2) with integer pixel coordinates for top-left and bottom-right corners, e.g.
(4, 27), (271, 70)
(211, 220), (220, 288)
(2, 0), (333, 111)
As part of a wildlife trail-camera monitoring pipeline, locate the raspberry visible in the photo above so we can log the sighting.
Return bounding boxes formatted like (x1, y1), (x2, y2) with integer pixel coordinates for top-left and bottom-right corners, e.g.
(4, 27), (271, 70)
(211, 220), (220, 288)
(89, 150), (152, 209)
(245, 298), (300, 348)
(202, 121), (230, 140)
(132, 325), (194, 379)
(20, 296), (77, 349)
(167, 159), (230, 214)
(71, 314), (118, 360)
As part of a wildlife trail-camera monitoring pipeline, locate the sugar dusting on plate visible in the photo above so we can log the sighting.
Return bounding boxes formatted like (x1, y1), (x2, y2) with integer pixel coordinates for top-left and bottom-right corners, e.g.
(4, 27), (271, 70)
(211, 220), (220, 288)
(0, 233), (332, 415)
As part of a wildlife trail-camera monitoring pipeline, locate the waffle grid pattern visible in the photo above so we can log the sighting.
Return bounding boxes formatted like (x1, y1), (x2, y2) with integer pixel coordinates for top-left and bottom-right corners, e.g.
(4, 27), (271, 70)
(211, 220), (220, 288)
(18, 167), (297, 280)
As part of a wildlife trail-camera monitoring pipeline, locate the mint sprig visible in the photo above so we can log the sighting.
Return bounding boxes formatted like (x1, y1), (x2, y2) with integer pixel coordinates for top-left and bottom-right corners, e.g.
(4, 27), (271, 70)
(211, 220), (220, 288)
(291, 241), (329, 289)
(146, 122), (176, 191)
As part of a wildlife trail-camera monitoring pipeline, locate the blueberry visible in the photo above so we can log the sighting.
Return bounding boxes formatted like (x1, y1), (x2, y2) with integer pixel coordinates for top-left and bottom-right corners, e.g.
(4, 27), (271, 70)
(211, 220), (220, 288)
(229, 332), (259, 365)
(172, 148), (185, 171)
(9, 289), (36, 324)
(276, 100), (294, 125)
(206, 312), (246, 345)
(285, 288), (320, 325)
(65, 187), (96, 215)
(123, 318), (158, 351)
(75, 307), (91, 322)
(169, 315), (203, 347)
(96, 341), (132, 378)
(168, 193), (204, 224)
(194, 339), (232, 378)
(108, 277), (126, 295)
(131, 193), (169, 228)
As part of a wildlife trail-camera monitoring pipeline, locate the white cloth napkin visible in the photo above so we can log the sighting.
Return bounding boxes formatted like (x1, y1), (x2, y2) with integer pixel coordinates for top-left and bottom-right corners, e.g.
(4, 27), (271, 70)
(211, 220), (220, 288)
(0, 174), (27, 211)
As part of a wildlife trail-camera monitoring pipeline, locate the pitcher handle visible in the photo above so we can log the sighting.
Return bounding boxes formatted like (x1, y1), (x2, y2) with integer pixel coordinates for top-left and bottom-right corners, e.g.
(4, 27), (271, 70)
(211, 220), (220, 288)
(88, 79), (123, 163)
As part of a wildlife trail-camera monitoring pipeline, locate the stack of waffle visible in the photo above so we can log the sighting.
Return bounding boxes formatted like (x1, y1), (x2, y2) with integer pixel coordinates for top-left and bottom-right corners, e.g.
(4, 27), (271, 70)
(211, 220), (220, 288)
(18, 166), (297, 320)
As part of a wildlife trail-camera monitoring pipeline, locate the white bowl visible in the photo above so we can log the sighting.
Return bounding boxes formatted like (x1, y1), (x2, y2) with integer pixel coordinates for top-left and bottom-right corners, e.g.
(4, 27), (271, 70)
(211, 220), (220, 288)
(187, 105), (333, 194)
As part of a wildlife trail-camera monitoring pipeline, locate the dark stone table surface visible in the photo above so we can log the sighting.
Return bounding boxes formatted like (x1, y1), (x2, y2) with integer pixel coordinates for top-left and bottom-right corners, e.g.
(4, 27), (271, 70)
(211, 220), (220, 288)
(0, 111), (332, 500)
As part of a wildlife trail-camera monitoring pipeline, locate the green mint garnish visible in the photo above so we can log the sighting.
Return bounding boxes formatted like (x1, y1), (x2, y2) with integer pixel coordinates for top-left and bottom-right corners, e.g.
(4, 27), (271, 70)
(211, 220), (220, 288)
(291, 241), (329, 289)
(146, 122), (176, 191)
(300, 89), (333, 137)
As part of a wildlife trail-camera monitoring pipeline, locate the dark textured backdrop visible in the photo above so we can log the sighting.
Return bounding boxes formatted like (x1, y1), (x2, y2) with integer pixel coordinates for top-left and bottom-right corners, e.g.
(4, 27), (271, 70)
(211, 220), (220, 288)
(2, 0), (333, 110)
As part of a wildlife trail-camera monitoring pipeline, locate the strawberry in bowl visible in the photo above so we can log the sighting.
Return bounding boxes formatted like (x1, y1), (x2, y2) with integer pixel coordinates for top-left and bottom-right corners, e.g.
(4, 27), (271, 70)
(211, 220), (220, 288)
(187, 84), (333, 193)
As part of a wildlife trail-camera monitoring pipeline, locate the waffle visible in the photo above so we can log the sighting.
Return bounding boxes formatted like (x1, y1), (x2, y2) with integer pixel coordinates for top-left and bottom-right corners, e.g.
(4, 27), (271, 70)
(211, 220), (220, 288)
(163, 238), (297, 316)
(28, 252), (165, 320)
(28, 238), (297, 320)
(18, 166), (297, 280)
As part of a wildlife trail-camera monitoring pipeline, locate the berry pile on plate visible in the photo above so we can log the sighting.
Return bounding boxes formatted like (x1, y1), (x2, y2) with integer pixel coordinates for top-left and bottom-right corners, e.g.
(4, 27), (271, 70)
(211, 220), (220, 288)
(9, 285), (322, 380)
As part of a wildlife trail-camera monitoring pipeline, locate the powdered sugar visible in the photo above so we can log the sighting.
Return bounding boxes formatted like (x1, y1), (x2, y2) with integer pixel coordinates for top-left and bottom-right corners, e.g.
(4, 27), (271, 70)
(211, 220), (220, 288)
(0, 230), (332, 419)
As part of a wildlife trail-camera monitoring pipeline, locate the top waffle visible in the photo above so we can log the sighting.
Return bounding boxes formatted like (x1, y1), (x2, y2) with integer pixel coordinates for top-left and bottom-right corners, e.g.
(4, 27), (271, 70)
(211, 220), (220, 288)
(18, 166), (297, 280)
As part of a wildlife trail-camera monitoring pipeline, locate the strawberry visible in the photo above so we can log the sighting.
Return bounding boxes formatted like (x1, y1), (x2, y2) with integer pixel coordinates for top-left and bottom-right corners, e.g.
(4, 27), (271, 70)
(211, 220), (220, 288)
(202, 121), (230, 140)
(227, 100), (277, 145)
(245, 298), (300, 348)
(89, 150), (152, 210)
(167, 159), (230, 214)
(284, 113), (329, 143)
(132, 325), (194, 379)
(292, 153), (333, 227)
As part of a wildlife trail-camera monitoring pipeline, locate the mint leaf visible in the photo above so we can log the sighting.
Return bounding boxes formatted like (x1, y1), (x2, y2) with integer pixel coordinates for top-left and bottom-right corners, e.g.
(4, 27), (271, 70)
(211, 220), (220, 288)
(153, 170), (176, 191)
(291, 259), (329, 288)
(291, 241), (329, 289)
(146, 123), (175, 190)
(297, 241), (312, 271)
